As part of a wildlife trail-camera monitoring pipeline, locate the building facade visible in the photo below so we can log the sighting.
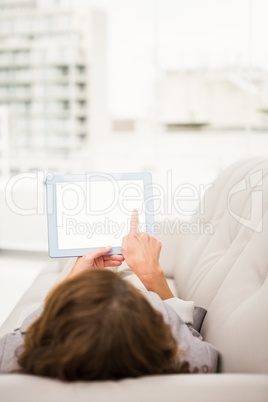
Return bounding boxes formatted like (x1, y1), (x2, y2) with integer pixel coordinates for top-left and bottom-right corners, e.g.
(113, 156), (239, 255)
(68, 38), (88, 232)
(0, 0), (107, 175)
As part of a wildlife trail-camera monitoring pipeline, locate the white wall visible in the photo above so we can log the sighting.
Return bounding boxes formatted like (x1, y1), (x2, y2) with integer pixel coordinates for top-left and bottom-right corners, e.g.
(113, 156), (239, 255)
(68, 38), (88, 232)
(0, 179), (48, 251)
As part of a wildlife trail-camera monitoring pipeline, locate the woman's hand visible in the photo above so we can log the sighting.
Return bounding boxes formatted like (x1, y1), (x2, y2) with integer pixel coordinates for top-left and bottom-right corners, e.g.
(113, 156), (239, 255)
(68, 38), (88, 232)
(66, 246), (124, 280)
(121, 209), (174, 300)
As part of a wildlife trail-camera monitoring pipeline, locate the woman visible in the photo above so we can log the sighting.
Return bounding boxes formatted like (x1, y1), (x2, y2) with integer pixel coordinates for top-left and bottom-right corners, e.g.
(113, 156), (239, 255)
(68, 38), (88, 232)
(0, 210), (218, 380)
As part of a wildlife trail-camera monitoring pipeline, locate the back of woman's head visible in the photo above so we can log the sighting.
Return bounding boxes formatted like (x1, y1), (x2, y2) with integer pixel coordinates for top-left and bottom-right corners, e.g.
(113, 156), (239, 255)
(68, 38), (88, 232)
(18, 269), (187, 381)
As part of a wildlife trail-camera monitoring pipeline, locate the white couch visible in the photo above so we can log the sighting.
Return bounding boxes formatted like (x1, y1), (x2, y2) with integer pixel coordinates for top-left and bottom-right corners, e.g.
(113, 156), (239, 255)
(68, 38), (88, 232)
(0, 158), (268, 402)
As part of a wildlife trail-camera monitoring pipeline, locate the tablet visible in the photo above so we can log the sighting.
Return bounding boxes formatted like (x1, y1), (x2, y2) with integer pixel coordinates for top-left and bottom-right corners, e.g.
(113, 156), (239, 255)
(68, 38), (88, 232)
(46, 172), (154, 257)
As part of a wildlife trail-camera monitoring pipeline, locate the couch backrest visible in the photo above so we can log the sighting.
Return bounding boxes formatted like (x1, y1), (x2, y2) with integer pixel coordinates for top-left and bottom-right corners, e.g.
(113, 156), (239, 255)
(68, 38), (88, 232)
(174, 158), (268, 374)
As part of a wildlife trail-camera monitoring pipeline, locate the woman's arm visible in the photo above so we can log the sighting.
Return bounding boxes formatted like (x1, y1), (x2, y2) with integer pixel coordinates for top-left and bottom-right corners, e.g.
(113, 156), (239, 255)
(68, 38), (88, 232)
(65, 209), (173, 300)
(65, 246), (124, 280)
(121, 209), (174, 300)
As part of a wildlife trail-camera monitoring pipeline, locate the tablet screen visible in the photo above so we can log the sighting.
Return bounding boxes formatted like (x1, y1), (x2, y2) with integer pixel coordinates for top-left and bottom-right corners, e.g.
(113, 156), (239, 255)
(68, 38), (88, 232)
(46, 173), (154, 257)
(56, 180), (146, 250)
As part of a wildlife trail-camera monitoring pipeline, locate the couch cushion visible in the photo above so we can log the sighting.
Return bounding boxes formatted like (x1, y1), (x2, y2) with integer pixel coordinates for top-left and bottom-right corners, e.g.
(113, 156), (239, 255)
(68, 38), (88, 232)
(173, 158), (268, 374)
(0, 260), (63, 338)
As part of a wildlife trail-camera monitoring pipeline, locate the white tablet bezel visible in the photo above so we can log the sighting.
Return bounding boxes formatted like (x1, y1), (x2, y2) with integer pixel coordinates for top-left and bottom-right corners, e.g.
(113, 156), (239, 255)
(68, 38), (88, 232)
(46, 172), (154, 258)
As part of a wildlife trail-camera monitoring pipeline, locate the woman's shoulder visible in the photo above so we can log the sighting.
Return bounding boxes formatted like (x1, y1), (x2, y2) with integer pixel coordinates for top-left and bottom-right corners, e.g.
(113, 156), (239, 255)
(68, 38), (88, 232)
(142, 290), (194, 325)
(0, 304), (44, 374)
(0, 329), (22, 373)
(142, 290), (219, 373)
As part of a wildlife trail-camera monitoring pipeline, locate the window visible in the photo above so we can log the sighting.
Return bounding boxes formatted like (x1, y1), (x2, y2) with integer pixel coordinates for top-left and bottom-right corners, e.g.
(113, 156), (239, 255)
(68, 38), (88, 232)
(0, 0), (267, 187)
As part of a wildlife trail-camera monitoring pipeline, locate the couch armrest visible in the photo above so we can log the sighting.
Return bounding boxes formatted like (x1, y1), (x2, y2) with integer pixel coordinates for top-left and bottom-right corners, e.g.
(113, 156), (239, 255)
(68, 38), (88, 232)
(0, 374), (267, 402)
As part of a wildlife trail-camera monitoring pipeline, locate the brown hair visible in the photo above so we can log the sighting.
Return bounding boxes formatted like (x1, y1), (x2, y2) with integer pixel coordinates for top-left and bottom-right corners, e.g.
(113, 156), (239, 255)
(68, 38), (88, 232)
(18, 269), (189, 381)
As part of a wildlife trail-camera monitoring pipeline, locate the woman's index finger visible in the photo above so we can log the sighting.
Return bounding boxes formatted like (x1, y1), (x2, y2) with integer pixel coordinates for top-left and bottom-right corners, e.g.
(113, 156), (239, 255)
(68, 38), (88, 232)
(129, 208), (139, 234)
